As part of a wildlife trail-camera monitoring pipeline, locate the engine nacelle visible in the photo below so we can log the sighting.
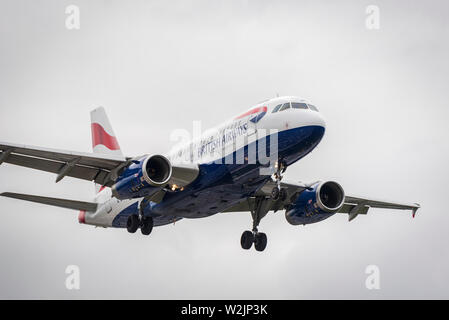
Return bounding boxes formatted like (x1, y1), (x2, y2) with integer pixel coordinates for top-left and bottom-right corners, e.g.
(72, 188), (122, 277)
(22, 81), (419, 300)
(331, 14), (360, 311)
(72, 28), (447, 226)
(285, 181), (345, 225)
(111, 155), (199, 200)
(111, 155), (172, 200)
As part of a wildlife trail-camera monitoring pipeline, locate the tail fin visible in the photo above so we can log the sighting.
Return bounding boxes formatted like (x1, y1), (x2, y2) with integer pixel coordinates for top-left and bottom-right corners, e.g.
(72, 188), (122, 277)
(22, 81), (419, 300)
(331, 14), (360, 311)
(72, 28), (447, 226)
(90, 107), (123, 194)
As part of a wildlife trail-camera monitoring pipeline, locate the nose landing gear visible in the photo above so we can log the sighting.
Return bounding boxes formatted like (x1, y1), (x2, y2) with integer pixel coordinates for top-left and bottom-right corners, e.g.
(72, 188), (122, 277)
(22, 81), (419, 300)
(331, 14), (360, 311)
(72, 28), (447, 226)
(271, 187), (287, 202)
(271, 160), (287, 201)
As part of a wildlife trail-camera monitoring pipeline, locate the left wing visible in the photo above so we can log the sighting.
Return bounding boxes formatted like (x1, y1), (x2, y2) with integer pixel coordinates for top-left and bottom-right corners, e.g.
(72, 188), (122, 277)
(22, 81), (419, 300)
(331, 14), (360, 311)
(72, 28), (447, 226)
(0, 142), (129, 186)
(224, 180), (420, 220)
(340, 195), (420, 221)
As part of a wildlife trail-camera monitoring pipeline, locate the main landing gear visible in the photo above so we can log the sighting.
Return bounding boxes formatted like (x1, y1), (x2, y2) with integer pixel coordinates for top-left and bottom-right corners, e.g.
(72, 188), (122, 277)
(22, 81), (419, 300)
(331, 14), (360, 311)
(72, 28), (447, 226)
(240, 196), (272, 252)
(241, 230), (268, 252)
(127, 214), (154, 235)
(240, 159), (289, 252)
(127, 198), (154, 236)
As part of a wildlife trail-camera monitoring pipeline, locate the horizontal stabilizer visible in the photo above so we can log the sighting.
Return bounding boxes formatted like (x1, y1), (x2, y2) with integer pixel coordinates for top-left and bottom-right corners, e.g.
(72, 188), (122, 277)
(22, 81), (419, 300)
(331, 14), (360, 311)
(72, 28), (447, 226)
(0, 192), (98, 212)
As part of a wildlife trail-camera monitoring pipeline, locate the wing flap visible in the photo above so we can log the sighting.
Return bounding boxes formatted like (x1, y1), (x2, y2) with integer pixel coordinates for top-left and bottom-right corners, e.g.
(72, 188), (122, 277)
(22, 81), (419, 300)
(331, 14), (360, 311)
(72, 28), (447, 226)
(255, 179), (308, 197)
(225, 179), (310, 213)
(338, 203), (369, 215)
(0, 192), (98, 212)
(343, 195), (420, 211)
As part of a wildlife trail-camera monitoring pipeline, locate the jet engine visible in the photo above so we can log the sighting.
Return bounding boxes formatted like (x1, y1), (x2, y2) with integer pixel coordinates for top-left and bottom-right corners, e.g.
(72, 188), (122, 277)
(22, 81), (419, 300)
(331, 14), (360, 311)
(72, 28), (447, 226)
(285, 181), (345, 225)
(111, 154), (198, 200)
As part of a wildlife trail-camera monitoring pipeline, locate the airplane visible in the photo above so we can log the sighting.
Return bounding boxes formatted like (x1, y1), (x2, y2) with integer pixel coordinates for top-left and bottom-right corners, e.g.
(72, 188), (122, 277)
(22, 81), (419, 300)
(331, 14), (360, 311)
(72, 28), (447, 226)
(0, 96), (420, 251)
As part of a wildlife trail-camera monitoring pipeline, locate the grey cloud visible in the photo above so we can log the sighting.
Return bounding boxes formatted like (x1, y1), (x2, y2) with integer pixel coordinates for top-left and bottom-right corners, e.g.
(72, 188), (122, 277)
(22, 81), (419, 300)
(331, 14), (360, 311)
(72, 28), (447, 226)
(0, 0), (448, 298)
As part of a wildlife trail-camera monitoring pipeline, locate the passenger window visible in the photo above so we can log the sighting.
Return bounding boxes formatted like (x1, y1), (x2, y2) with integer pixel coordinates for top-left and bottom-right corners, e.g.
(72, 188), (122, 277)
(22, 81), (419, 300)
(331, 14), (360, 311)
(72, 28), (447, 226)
(291, 102), (308, 109)
(272, 104), (282, 113)
(279, 102), (291, 111)
(308, 104), (319, 112)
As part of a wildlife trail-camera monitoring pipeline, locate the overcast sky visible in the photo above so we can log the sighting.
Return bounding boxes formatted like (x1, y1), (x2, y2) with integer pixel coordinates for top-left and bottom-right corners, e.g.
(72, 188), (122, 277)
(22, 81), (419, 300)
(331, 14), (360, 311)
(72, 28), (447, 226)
(0, 0), (448, 299)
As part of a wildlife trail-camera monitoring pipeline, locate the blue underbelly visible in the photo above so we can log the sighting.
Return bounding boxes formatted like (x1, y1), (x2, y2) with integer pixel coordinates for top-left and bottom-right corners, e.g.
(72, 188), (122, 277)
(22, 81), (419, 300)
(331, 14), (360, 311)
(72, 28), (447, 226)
(151, 125), (324, 217)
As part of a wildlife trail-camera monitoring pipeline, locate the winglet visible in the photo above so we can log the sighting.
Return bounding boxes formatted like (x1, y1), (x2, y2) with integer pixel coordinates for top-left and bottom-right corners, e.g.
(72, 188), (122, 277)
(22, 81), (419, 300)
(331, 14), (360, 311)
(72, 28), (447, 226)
(412, 203), (420, 218)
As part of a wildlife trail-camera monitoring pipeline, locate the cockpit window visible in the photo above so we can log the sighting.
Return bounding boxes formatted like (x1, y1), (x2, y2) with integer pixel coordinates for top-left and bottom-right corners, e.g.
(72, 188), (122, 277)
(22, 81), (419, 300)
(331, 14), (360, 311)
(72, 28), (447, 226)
(272, 104), (282, 113)
(279, 102), (291, 111)
(308, 104), (319, 112)
(291, 102), (308, 109)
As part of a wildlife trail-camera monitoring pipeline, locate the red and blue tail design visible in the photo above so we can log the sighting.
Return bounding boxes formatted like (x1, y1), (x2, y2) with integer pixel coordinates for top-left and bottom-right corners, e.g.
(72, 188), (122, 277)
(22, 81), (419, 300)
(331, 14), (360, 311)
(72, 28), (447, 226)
(90, 107), (123, 194)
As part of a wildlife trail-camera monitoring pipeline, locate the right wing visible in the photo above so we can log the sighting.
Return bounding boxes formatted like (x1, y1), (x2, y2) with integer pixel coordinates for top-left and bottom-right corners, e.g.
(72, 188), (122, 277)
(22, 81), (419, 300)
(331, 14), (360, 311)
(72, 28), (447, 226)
(0, 142), (130, 186)
(0, 192), (98, 212)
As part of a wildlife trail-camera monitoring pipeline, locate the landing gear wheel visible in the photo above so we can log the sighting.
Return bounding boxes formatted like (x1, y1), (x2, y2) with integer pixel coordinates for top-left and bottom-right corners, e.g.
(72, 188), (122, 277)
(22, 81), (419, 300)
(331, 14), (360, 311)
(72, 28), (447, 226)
(240, 230), (254, 250)
(271, 159), (287, 201)
(126, 215), (140, 233)
(279, 188), (287, 201)
(141, 216), (154, 235)
(242, 196), (271, 251)
(271, 187), (280, 200)
(254, 232), (267, 252)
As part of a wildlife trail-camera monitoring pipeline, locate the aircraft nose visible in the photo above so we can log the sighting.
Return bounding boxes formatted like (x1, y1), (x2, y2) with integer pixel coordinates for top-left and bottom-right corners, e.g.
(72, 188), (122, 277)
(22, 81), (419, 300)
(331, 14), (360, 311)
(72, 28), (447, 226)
(306, 109), (326, 129)
(315, 111), (326, 129)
